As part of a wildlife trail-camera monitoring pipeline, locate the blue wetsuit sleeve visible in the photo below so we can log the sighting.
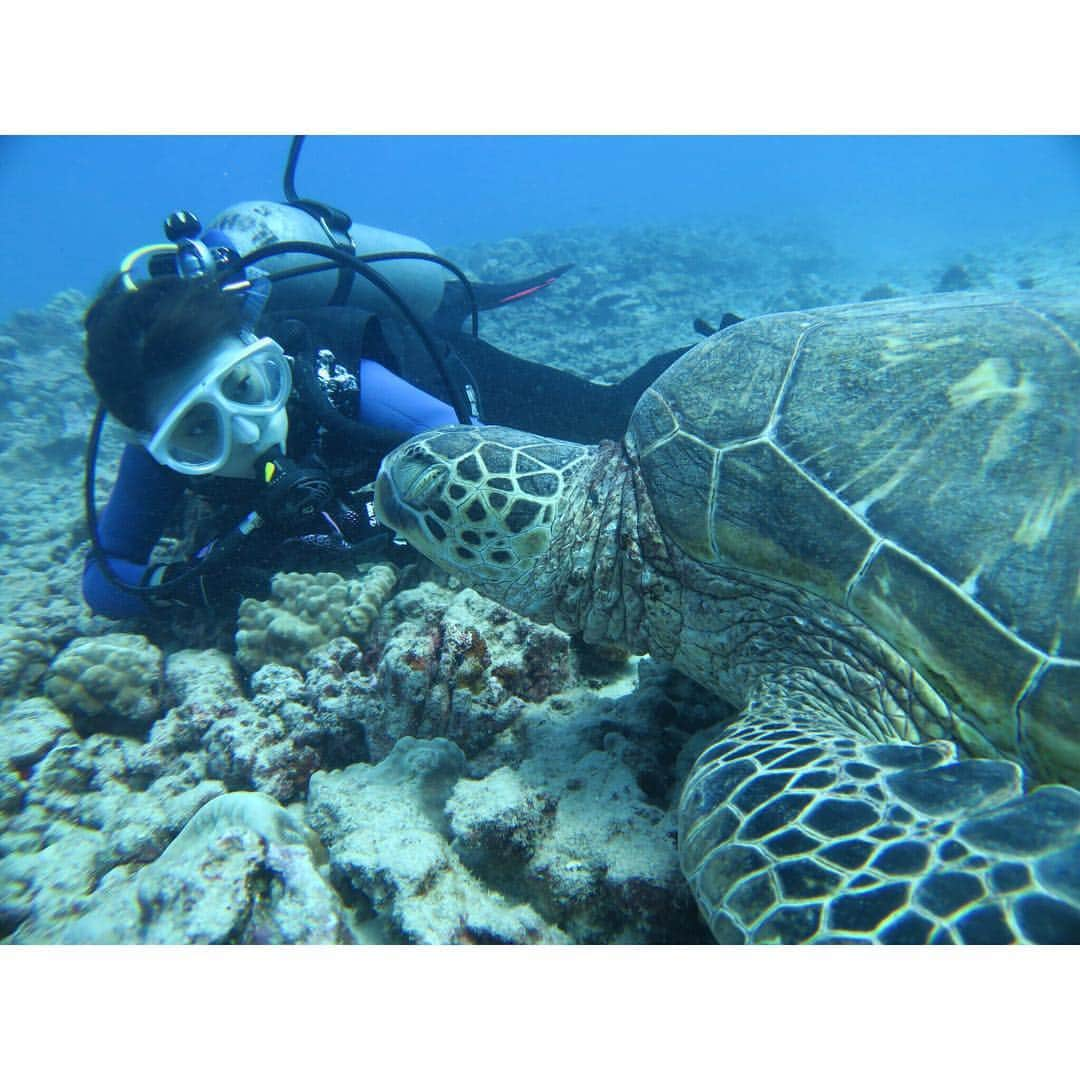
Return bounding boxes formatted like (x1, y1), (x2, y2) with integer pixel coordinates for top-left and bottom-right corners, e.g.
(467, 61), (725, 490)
(82, 444), (187, 618)
(355, 358), (458, 434)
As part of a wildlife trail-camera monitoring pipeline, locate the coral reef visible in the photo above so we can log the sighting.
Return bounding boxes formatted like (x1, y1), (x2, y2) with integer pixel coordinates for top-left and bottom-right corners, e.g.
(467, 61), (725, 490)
(302, 662), (723, 943)
(500, 749), (692, 943)
(1, 569), (722, 943)
(235, 565), (396, 672)
(0, 291), (98, 482)
(1, 643), (356, 940)
(43, 633), (164, 735)
(364, 582), (575, 762)
(0, 727), (226, 941)
(151, 647), (360, 804)
(448, 668), (718, 943)
(0, 291), (113, 704)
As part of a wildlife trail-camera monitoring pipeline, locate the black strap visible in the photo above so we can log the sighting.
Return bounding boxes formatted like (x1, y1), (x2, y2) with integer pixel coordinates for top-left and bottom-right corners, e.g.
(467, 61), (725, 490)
(281, 136), (355, 306)
(284, 198), (356, 306)
(261, 308), (395, 370)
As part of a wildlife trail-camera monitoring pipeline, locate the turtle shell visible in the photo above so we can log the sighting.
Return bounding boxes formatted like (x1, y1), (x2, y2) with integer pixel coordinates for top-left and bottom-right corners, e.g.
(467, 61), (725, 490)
(627, 292), (1079, 784)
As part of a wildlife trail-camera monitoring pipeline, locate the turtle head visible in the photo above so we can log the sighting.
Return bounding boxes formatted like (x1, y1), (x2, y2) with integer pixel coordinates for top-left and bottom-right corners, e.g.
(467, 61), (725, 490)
(375, 425), (591, 608)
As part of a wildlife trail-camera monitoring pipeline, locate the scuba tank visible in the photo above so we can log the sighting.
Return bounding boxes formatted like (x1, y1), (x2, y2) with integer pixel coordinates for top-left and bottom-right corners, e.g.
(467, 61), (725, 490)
(208, 200), (448, 320)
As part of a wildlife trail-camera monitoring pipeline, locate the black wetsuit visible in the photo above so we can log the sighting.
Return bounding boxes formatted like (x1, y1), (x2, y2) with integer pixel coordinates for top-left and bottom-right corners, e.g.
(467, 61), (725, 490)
(262, 304), (689, 445)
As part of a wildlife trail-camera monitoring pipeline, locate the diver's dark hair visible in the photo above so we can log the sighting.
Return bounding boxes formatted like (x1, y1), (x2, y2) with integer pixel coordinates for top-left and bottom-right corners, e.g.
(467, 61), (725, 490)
(84, 274), (246, 431)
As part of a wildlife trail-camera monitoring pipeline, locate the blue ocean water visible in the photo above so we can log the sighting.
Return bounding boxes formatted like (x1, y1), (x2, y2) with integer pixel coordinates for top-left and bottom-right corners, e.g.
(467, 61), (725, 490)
(0, 135), (1078, 321)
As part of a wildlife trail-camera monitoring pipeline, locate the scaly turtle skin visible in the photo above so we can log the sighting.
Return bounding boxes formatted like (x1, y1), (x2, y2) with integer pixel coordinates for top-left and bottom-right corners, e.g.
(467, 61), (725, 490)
(375, 292), (1080, 944)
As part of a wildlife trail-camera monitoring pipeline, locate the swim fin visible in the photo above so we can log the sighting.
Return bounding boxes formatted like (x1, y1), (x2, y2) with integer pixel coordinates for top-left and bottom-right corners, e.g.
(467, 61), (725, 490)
(436, 333), (692, 445)
(431, 264), (574, 332)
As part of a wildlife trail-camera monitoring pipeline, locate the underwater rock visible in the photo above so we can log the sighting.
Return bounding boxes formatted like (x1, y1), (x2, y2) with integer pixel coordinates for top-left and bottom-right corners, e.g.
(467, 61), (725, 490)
(296, 637), (375, 764)
(43, 632), (164, 736)
(163, 646), (239, 704)
(134, 649), (240, 777)
(365, 583), (574, 762)
(200, 663), (322, 804)
(0, 825), (106, 940)
(522, 748), (700, 943)
(0, 624), (55, 700)
(442, 666), (722, 943)
(860, 283), (902, 301)
(58, 792), (350, 944)
(447, 766), (554, 873)
(2, 745), (226, 942)
(307, 737), (569, 943)
(311, 668), (718, 944)
(28, 734), (225, 876)
(935, 263), (973, 292)
(235, 565), (396, 672)
(0, 690), (232, 941)
(0, 696), (74, 776)
(0, 770), (23, 816)
(154, 648), (337, 804)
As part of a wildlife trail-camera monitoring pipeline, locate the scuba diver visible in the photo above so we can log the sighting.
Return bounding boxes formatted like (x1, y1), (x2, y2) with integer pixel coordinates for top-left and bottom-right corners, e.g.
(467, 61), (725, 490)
(81, 138), (724, 620)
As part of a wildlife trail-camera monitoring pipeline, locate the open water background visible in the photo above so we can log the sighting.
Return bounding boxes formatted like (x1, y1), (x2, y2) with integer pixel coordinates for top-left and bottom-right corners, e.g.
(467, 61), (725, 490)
(1, 135), (1078, 321)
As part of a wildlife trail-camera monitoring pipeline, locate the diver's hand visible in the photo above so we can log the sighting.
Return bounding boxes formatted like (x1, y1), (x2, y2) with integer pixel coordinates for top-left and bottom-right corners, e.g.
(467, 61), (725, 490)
(142, 559), (216, 608)
(141, 557), (272, 610)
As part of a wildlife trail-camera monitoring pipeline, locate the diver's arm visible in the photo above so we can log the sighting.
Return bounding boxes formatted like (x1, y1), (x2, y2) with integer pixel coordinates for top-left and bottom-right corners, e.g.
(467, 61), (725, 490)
(82, 444), (187, 618)
(354, 358), (458, 434)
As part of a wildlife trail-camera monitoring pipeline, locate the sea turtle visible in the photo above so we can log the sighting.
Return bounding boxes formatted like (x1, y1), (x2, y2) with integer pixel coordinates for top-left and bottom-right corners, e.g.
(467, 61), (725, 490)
(374, 291), (1080, 944)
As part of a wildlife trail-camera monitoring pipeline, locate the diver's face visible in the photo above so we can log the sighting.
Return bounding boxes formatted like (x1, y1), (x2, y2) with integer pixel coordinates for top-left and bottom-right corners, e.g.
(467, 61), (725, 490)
(143, 336), (291, 478)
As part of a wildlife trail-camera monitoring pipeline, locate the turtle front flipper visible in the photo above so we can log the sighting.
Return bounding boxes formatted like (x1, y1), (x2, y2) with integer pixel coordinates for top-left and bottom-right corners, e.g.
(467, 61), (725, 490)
(679, 708), (1080, 944)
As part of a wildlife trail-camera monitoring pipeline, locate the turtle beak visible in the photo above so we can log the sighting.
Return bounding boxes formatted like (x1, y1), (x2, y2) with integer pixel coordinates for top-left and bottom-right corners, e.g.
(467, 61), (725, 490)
(374, 443), (445, 539)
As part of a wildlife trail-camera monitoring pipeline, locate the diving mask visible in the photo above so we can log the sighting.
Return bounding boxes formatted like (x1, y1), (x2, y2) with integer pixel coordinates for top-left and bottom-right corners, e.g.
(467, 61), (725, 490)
(144, 336), (292, 477)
